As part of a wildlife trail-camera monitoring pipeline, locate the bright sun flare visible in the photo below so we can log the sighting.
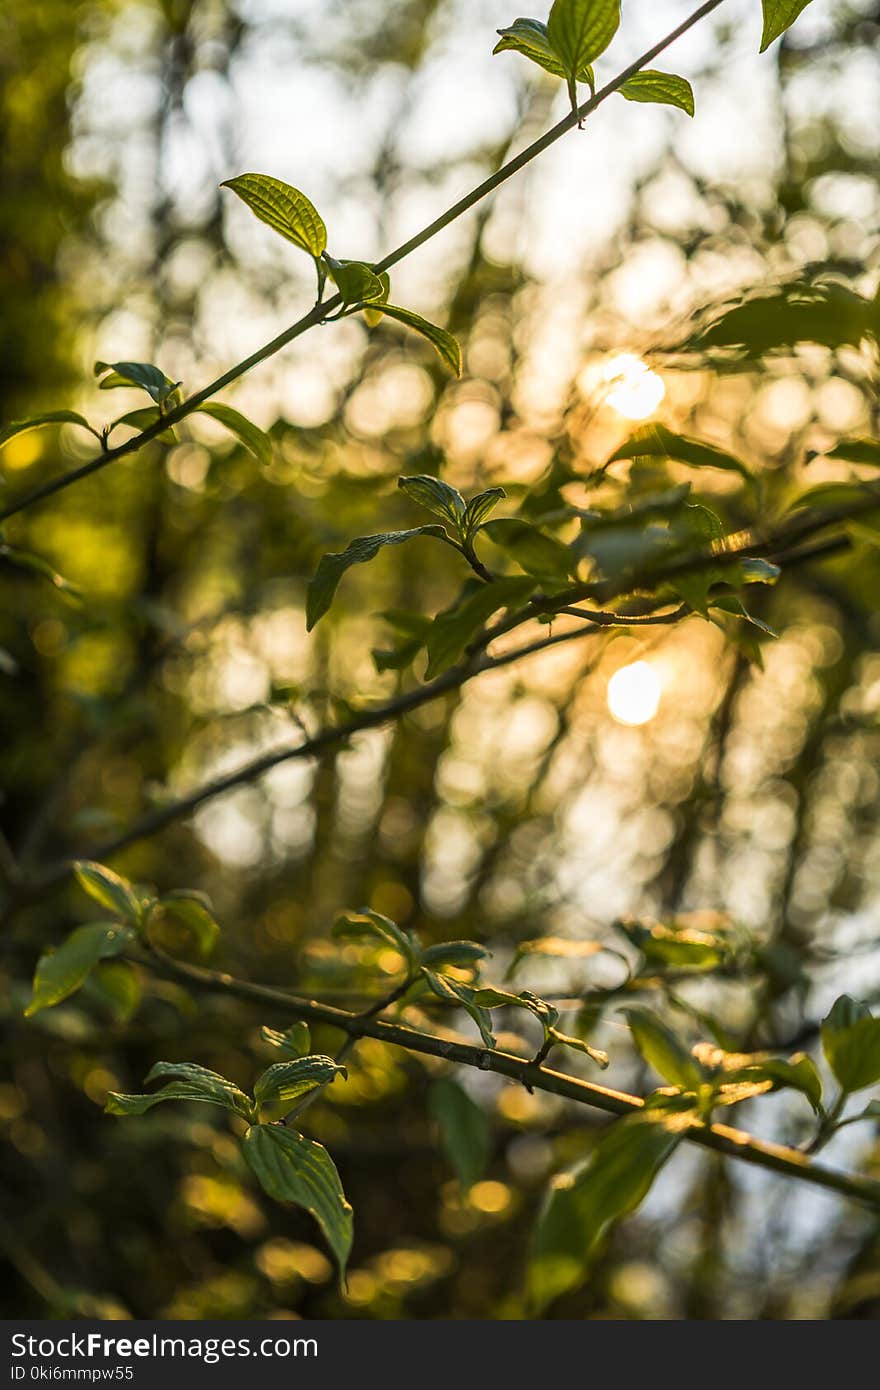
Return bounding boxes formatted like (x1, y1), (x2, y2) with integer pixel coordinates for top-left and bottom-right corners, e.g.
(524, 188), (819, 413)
(602, 352), (665, 420)
(606, 660), (662, 726)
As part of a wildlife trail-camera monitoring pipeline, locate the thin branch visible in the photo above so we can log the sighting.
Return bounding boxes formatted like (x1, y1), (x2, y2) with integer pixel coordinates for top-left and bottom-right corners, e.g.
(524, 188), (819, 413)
(12, 493), (870, 902)
(138, 946), (880, 1213)
(0, 0), (727, 525)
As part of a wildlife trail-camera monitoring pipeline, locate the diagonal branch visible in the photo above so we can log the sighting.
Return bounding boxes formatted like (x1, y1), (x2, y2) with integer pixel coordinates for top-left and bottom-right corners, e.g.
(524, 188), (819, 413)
(0, 0), (727, 525)
(138, 944), (880, 1213)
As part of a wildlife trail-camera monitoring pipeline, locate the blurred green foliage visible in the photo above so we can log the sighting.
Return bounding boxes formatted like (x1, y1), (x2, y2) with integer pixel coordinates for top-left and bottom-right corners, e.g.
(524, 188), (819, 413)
(2, 0), (880, 1321)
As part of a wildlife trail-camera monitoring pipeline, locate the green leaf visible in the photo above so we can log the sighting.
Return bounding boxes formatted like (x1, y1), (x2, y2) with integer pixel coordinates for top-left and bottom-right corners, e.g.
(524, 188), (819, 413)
(324, 256), (387, 306)
(547, 0), (620, 114)
(696, 281), (875, 357)
(220, 173), (327, 258)
(424, 575), (537, 678)
(421, 969), (496, 1049)
(254, 1055), (346, 1109)
(106, 1062), (256, 1121)
(362, 272), (392, 327)
(609, 423), (751, 482)
(421, 941), (490, 969)
(306, 526), (451, 630)
(0, 544), (82, 599)
(492, 18), (585, 81)
(110, 407), (177, 444)
(615, 914), (733, 971)
(822, 996), (880, 1094)
(88, 960), (142, 1022)
(481, 517), (574, 582)
(528, 1110), (682, 1311)
(0, 411), (97, 450)
(25, 922), (134, 1016)
(709, 595), (778, 637)
(73, 860), (144, 925)
(242, 1124), (353, 1281)
(822, 437), (880, 467)
(721, 1053), (823, 1113)
(511, 936), (605, 971)
(398, 474), (467, 528)
(262, 1022), (312, 1057)
(154, 891), (220, 958)
(333, 909), (420, 967)
(620, 1006), (702, 1090)
(759, 0), (814, 52)
(493, 19), (561, 77)
(463, 487), (506, 537)
(195, 403), (272, 467)
(428, 1078), (491, 1189)
(619, 70), (694, 116)
(94, 360), (180, 405)
(370, 304), (462, 377)
(547, 1028), (609, 1068)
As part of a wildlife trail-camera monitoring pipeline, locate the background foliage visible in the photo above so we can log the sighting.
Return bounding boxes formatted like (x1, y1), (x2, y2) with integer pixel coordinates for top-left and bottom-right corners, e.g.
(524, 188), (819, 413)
(2, 0), (880, 1319)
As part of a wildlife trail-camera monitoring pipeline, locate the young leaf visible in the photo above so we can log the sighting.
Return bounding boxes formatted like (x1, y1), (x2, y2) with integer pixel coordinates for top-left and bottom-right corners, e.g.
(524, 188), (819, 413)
(106, 1062), (256, 1121)
(242, 1124), (353, 1281)
(110, 407), (177, 444)
(94, 361), (180, 405)
(463, 487), (506, 537)
(254, 1056), (346, 1109)
(620, 1006), (702, 1091)
(548, 1028), (609, 1068)
(615, 914), (733, 971)
(619, 70), (694, 116)
(424, 575), (537, 678)
(306, 526), (451, 630)
(324, 256), (387, 306)
(220, 173), (327, 258)
(759, 0), (814, 52)
(398, 474), (467, 528)
(421, 941), (490, 970)
(0, 411), (98, 450)
(822, 996), (880, 1094)
(721, 1053), (823, 1113)
(153, 891), (220, 958)
(195, 403), (272, 468)
(422, 969), (497, 1049)
(546, 0), (620, 115)
(428, 1078), (491, 1189)
(333, 908), (420, 966)
(362, 271), (391, 327)
(528, 1110), (683, 1311)
(25, 923), (135, 1017)
(609, 423), (751, 482)
(262, 1022), (312, 1058)
(73, 860), (144, 925)
(370, 304), (462, 377)
(480, 517), (574, 582)
(493, 19), (567, 78)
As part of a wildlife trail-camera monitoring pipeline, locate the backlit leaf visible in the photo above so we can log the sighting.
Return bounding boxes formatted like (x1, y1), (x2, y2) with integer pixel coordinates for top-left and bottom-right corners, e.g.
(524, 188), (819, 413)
(220, 173), (326, 257)
(26, 923), (135, 1016)
(619, 70), (694, 116)
(242, 1124), (353, 1280)
(371, 304), (462, 377)
(196, 403), (272, 467)
(759, 0), (814, 52)
(424, 575), (537, 678)
(428, 1078), (491, 1188)
(306, 526), (451, 630)
(0, 411), (97, 449)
